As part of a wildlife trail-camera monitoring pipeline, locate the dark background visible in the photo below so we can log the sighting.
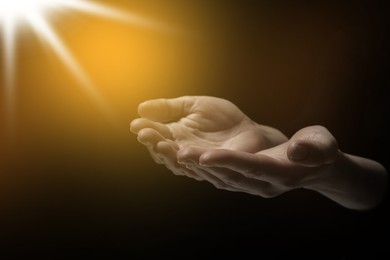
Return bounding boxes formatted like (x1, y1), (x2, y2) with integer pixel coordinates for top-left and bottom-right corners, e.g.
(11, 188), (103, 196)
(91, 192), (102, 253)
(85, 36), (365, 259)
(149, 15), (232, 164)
(1, 0), (389, 258)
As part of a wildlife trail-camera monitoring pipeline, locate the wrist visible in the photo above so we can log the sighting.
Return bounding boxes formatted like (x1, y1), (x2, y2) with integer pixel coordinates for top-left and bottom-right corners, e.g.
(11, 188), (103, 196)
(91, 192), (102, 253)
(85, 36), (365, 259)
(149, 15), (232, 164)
(304, 151), (387, 210)
(303, 150), (344, 191)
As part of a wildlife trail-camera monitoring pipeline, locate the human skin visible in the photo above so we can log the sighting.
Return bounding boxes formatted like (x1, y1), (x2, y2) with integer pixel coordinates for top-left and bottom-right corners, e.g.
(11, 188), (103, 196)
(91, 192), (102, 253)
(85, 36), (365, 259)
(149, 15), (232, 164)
(130, 96), (387, 210)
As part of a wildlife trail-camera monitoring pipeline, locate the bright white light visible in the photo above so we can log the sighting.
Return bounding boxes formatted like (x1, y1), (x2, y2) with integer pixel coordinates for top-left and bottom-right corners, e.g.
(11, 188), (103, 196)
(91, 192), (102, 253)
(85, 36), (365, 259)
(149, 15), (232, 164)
(0, 0), (163, 133)
(0, 0), (55, 18)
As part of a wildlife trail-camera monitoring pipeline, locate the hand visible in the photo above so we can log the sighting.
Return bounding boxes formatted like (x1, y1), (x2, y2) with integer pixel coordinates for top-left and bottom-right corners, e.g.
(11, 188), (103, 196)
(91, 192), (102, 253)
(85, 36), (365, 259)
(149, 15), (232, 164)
(177, 125), (339, 197)
(130, 96), (287, 180)
(130, 97), (386, 210)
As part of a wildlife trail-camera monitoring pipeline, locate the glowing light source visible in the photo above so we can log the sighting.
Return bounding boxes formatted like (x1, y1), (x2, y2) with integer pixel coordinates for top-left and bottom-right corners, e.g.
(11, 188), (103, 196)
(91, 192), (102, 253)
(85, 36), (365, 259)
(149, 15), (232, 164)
(0, 0), (162, 132)
(0, 0), (54, 17)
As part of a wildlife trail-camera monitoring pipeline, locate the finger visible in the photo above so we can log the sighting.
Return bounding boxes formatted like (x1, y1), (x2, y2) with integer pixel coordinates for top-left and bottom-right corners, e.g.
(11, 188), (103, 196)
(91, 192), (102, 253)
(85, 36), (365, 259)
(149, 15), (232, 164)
(287, 125), (338, 167)
(187, 165), (246, 193)
(177, 146), (210, 166)
(199, 149), (264, 175)
(138, 96), (195, 123)
(200, 149), (310, 189)
(198, 149), (281, 181)
(287, 141), (338, 167)
(136, 128), (165, 164)
(137, 128), (166, 146)
(155, 141), (203, 180)
(198, 166), (278, 198)
(130, 118), (172, 139)
(144, 145), (164, 165)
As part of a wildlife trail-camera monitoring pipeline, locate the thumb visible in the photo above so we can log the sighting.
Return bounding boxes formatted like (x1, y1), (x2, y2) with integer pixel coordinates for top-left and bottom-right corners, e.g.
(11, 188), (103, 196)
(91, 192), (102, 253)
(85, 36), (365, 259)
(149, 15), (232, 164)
(138, 96), (194, 123)
(287, 126), (339, 167)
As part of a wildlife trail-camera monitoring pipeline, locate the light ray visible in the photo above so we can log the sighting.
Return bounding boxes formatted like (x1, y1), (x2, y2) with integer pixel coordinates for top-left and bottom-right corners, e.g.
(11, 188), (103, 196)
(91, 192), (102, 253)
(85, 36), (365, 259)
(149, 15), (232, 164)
(25, 10), (114, 119)
(1, 0), (170, 135)
(2, 15), (17, 134)
(59, 0), (160, 29)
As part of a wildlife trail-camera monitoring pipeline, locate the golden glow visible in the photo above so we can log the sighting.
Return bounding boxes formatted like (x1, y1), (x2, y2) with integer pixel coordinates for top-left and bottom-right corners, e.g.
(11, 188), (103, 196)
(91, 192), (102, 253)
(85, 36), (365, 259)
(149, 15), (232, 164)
(0, 0), (162, 128)
(0, 0), (220, 153)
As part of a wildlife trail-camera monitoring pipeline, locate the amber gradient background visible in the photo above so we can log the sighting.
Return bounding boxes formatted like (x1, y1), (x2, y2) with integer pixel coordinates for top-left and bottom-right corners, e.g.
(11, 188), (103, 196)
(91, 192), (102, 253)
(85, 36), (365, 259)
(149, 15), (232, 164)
(0, 0), (388, 258)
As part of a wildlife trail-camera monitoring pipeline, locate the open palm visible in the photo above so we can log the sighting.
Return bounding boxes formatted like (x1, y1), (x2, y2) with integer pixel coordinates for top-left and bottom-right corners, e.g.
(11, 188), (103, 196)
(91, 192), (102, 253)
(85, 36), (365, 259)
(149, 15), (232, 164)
(130, 96), (287, 179)
(177, 125), (339, 197)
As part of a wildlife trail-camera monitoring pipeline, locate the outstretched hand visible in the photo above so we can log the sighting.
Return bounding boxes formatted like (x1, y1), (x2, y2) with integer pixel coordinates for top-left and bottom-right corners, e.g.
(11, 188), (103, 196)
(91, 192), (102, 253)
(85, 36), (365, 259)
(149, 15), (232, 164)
(177, 125), (339, 197)
(130, 96), (287, 180)
(131, 96), (387, 210)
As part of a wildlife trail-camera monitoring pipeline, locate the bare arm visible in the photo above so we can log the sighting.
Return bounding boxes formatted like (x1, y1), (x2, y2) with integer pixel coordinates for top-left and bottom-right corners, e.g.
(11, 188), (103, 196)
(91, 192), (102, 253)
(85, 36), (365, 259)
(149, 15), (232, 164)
(178, 125), (388, 211)
(305, 152), (387, 210)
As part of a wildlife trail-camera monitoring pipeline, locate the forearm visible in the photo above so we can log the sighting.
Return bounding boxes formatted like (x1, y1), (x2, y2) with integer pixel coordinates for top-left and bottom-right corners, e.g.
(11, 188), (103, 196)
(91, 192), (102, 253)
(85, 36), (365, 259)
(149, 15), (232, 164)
(304, 152), (388, 210)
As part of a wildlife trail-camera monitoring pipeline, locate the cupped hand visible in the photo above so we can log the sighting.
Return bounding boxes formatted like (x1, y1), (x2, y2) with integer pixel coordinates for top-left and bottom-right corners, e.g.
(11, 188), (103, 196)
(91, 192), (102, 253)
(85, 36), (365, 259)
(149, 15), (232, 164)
(177, 125), (339, 197)
(130, 96), (287, 180)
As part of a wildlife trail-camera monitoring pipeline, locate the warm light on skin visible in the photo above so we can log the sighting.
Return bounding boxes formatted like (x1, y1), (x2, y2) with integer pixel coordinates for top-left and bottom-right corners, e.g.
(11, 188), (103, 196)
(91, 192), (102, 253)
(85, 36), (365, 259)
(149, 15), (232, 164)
(0, 0), (163, 132)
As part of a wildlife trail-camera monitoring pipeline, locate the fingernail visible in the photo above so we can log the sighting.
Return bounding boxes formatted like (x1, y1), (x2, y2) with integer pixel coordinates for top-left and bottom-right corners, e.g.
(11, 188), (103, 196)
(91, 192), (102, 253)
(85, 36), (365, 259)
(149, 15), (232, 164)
(290, 143), (308, 161)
